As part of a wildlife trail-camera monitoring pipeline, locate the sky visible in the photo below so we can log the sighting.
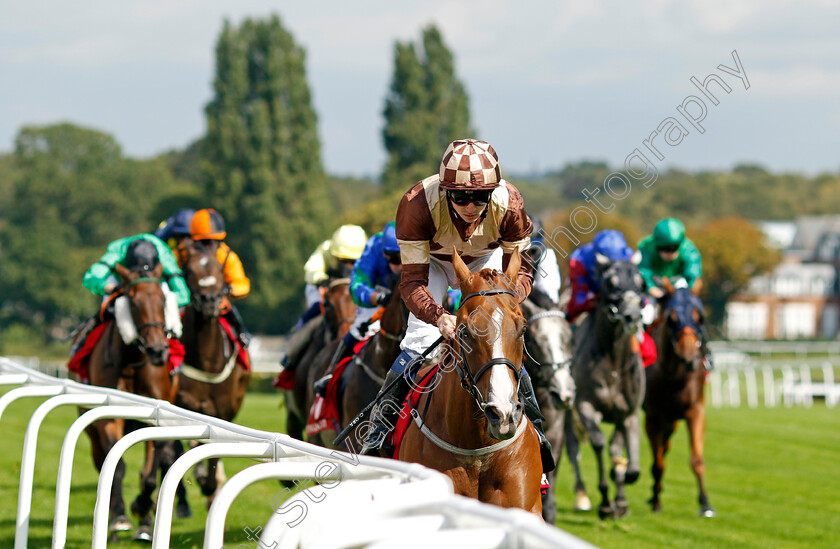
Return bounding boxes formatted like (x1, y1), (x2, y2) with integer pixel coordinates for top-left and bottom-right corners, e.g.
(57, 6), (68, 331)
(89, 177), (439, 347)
(1, 0), (838, 178)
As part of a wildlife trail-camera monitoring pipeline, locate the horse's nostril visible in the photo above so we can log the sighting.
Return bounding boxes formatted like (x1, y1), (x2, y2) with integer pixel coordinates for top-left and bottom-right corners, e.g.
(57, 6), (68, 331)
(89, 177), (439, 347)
(484, 406), (501, 423)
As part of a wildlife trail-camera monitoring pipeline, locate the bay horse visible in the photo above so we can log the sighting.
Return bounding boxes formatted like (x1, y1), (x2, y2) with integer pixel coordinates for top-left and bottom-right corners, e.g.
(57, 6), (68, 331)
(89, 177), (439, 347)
(644, 284), (715, 517)
(84, 261), (173, 541)
(307, 276), (408, 449)
(399, 249), (543, 514)
(283, 278), (355, 441)
(520, 298), (592, 522)
(572, 253), (646, 519)
(171, 239), (250, 509)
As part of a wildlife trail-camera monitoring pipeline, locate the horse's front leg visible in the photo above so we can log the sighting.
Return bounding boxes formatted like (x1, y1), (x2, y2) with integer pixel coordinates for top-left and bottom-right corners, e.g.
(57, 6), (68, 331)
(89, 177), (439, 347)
(577, 401), (612, 519)
(130, 439), (164, 541)
(624, 411), (642, 485)
(608, 427), (629, 517)
(645, 414), (675, 513)
(565, 417), (591, 512)
(686, 403), (715, 517)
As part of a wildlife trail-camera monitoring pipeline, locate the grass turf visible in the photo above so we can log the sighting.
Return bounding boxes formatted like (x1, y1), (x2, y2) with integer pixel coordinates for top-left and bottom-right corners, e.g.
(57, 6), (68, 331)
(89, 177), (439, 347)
(0, 390), (837, 548)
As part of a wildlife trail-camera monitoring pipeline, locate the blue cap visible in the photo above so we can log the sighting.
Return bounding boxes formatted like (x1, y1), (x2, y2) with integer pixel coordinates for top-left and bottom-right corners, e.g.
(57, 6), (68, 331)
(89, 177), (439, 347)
(382, 222), (399, 253)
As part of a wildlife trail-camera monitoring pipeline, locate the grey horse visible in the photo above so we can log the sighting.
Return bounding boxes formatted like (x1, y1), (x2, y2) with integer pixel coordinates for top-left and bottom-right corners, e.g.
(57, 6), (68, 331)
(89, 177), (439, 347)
(521, 297), (592, 524)
(571, 252), (646, 519)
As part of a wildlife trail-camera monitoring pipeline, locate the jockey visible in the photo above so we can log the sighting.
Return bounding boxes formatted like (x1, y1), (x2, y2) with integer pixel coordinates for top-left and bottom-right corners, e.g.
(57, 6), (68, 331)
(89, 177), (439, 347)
(527, 215), (562, 309)
(313, 222), (402, 396)
(83, 234), (190, 306)
(299, 224), (368, 325)
(154, 208), (195, 257)
(638, 217), (712, 369)
(73, 235), (189, 357)
(188, 208), (252, 347)
(279, 225), (367, 374)
(362, 139), (553, 474)
(565, 230), (635, 323)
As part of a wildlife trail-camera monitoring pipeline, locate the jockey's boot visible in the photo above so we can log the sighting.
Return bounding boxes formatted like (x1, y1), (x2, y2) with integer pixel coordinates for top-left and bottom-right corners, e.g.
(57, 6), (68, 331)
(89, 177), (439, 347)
(519, 368), (556, 474)
(314, 334), (356, 398)
(280, 315), (323, 371)
(226, 305), (251, 348)
(361, 351), (419, 453)
(69, 316), (97, 358)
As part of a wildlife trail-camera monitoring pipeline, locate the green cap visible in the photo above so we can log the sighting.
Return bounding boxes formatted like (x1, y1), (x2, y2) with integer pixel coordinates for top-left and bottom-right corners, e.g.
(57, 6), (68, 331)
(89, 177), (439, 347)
(653, 218), (685, 248)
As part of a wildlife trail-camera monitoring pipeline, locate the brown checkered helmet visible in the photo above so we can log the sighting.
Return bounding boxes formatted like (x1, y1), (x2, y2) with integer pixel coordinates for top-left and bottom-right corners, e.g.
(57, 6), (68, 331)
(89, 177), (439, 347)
(438, 139), (501, 190)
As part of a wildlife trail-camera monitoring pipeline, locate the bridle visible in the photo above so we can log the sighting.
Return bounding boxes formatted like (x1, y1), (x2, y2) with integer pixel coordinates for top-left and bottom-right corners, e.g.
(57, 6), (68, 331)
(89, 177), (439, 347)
(452, 289), (523, 411)
(524, 309), (573, 385)
(119, 275), (168, 357)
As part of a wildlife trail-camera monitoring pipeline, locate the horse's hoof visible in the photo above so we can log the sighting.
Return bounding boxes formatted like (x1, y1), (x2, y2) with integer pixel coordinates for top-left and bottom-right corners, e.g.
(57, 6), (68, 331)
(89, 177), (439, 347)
(699, 507), (716, 518)
(598, 504), (615, 520)
(109, 514), (132, 532)
(175, 501), (192, 519)
(615, 501), (630, 518)
(133, 525), (152, 542)
(574, 491), (593, 512)
(625, 469), (640, 485)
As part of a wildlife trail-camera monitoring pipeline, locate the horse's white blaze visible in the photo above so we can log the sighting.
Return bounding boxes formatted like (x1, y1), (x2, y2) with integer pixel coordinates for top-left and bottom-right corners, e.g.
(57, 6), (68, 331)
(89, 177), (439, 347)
(199, 256), (209, 267)
(488, 308), (515, 432)
(198, 275), (217, 288)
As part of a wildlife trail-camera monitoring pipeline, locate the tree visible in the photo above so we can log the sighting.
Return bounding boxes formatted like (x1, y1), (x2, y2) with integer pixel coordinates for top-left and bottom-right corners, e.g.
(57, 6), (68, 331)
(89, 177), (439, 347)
(203, 16), (332, 332)
(689, 217), (780, 326)
(381, 25), (473, 192)
(0, 124), (174, 331)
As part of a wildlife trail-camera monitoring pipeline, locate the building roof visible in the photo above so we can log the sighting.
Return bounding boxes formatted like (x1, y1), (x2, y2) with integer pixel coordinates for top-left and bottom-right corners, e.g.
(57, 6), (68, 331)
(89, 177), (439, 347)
(791, 215), (840, 251)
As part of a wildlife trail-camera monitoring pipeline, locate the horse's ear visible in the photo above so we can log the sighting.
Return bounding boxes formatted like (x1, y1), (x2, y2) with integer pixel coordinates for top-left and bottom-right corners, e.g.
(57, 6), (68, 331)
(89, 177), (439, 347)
(630, 250), (642, 265)
(452, 247), (471, 287)
(595, 253), (610, 267)
(113, 262), (132, 281)
(505, 247), (521, 283)
(152, 262), (164, 279)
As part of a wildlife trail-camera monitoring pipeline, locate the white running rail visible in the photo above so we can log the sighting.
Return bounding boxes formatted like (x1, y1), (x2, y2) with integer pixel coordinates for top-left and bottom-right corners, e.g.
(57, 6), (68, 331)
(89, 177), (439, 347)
(0, 357), (594, 549)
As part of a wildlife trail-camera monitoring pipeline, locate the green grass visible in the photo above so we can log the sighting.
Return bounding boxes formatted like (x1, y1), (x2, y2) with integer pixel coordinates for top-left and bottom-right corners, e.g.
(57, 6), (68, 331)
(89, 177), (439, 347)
(0, 390), (838, 548)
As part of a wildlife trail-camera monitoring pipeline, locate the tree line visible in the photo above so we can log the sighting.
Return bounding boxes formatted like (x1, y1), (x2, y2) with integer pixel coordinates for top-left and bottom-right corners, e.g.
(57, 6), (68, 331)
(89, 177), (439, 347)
(0, 14), (836, 352)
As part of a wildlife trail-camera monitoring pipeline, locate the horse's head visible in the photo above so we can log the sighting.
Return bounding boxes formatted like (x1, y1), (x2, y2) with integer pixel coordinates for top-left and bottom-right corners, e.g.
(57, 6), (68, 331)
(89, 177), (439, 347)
(663, 287), (705, 370)
(596, 251), (645, 335)
(521, 298), (575, 409)
(183, 240), (225, 318)
(323, 278), (355, 338)
(113, 262), (169, 366)
(451, 248), (526, 441)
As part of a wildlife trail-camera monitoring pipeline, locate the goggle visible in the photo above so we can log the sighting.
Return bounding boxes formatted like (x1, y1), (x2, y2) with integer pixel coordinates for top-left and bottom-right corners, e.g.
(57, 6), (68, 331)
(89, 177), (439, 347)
(657, 244), (680, 253)
(384, 250), (401, 265)
(447, 189), (493, 207)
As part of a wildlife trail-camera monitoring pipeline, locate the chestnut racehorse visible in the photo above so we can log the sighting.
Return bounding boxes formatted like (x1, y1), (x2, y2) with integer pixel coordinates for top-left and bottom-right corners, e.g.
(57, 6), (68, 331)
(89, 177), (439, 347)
(644, 284), (715, 517)
(399, 249), (542, 514)
(171, 240), (250, 510)
(84, 262), (173, 541)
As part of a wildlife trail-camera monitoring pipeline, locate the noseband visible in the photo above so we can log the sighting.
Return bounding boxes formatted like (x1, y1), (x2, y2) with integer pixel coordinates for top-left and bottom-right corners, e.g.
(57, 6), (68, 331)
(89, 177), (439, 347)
(453, 289), (522, 411)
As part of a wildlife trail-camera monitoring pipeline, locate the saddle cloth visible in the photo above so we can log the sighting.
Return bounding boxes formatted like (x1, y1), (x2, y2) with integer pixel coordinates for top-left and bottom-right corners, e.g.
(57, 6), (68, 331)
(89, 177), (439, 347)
(391, 365), (440, 460)
(305, 338), (369, 437)
(67, 321), (186, 383)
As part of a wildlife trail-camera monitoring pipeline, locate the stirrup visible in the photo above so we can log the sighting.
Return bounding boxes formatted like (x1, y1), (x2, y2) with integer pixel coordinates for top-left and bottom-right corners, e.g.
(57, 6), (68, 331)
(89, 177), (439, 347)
(314, 374), (332, 398)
